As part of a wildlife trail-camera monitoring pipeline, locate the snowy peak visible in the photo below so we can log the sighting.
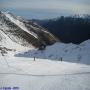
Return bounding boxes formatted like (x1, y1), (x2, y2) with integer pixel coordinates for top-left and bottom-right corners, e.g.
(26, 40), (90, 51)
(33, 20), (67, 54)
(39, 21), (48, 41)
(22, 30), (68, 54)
(0, 11), (58, 49)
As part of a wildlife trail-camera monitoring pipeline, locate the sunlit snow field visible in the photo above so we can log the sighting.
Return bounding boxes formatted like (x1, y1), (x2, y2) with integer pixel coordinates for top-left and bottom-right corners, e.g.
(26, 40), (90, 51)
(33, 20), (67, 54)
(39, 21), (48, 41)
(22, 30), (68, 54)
(0, 56), (90, 90)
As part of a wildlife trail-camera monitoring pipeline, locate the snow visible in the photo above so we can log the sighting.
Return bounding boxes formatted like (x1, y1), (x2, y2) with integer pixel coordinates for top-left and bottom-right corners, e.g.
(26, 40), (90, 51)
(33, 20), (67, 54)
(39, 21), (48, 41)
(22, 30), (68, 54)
(0, 57), (90, 90)
(2, 12), (38, 39)
(0, 21), (33, 47)
(0, 18), (90, 89)
(0, 11), (90, 89)
(0, 29), (34, 56)
(15, 39), (90, 65)
(0, 39), (90, 90)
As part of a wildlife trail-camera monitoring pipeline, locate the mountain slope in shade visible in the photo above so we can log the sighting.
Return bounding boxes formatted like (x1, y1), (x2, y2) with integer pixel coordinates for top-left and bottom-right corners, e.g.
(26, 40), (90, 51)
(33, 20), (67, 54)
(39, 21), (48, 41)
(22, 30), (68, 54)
(0, 11), (58, 49)
(33, 17), (90, 44)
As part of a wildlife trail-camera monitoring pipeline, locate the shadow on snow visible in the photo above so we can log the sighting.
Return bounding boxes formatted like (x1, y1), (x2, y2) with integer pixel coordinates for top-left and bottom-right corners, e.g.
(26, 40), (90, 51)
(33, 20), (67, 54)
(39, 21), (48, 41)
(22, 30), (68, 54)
(15, 49), (90, 65)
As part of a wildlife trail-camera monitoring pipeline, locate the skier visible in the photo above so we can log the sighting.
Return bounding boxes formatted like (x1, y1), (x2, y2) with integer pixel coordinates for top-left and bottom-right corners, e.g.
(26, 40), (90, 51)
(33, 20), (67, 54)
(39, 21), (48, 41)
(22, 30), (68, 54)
(61, 57), (62, 62)
(34, 57), (35, 61)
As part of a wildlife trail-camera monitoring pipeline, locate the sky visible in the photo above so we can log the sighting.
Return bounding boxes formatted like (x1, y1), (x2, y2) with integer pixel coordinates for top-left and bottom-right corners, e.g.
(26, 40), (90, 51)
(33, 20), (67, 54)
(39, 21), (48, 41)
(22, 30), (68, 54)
(0, 0), (90, 19)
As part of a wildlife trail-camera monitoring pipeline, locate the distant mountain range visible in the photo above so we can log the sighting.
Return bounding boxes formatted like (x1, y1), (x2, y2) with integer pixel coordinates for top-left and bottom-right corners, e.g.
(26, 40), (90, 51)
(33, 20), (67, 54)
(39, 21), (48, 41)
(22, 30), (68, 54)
(32, 15), (90, 44)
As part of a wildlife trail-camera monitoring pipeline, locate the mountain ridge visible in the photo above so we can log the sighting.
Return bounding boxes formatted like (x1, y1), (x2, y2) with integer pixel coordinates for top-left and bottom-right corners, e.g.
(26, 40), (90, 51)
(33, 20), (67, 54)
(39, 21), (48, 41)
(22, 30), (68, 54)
(32, 16), (90, 44)
(0, 11), (58, 50)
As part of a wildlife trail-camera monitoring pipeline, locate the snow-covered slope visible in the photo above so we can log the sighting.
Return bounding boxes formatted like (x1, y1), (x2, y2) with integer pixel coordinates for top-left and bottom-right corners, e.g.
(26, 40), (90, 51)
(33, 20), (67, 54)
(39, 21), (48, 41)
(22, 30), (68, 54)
(0, 56), (90, 90)
(0, 36), (90, 90)
(3, 12), (38, 39)
(0, 11), (90, 90)
(0, 11), (57, 48)
(15, 39), (90, 65)
(0, 28), (33, 56)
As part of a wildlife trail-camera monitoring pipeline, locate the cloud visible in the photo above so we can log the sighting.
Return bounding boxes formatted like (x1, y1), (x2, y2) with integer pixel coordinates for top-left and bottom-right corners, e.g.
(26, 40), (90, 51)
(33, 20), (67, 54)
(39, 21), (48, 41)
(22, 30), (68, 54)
(0, 0), (90, 15)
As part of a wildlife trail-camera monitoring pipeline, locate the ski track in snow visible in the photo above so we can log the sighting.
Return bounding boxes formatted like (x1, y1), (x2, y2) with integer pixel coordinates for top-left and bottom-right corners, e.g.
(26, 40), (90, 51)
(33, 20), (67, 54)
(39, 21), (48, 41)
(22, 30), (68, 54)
(0, 71), (90, 77)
